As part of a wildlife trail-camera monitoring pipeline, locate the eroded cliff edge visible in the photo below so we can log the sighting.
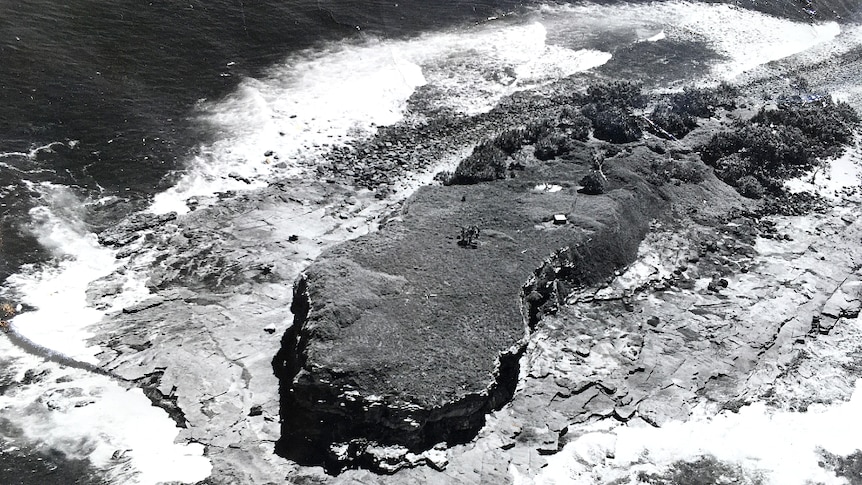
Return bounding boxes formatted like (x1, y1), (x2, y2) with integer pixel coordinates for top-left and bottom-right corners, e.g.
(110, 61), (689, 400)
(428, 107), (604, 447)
(273, 140), (679, 472)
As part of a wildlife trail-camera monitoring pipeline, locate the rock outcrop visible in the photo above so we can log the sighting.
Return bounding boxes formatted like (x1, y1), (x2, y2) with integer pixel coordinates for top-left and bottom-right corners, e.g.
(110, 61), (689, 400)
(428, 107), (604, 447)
(273, 144), (673, 473)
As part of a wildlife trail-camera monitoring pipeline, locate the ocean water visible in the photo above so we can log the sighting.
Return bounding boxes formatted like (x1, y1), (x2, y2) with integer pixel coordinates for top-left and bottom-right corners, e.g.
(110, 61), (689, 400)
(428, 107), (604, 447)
(1, 0), (861, 483)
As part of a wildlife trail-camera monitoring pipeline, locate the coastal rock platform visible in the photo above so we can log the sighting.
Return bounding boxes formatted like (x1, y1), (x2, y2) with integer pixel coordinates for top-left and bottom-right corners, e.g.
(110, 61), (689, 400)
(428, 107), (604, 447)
(272, 137), (748, 472)
(75, 59), (862, 482)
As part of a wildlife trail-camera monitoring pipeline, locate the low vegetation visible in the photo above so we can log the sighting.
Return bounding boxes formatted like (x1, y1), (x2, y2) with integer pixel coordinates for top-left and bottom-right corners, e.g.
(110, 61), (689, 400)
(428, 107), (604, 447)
(583, 104), (643, 143)
(448, 141), (509, 184)
(701, 96), (859, 197)
(646, 157), (707, 185)
(647, 83), (739, 140)
(582, 81), (648, 109)
(578, 171), (606, 194)
(441, 80), (857, 208)
(581, 81), (646, 144)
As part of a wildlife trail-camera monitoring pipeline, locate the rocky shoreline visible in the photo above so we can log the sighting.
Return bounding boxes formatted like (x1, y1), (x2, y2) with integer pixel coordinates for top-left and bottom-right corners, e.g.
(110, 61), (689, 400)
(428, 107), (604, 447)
(72, 84), (565, 482)
(267, 64), (862, 473)
(36, 57), (859, 484)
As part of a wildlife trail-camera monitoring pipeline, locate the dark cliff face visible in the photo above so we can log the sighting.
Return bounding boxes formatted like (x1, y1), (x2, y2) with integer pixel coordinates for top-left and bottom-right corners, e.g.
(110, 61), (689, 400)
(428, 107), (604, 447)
(272, 142), (670, 474)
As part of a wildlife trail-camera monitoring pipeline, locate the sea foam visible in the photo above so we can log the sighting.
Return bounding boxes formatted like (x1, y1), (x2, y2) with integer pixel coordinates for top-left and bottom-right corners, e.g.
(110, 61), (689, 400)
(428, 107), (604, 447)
(5, 4), (857, 484)
(539, 1), (841, 81)
(0, 344), (212, 485)
(149, 2), (850, 217)
(0, 182), (210, 484)
(527, 379), (862, 485)
(4, 183), (148, 363)
(148, 20), (610, 215)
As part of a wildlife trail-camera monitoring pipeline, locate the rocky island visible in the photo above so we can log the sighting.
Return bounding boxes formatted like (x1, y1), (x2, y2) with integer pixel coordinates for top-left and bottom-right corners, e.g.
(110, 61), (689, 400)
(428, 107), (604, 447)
(275, 130), (660, 472)
(14, 45), (861, 485)
(35, 66), (859, 483)
(5, 2), (862, 484)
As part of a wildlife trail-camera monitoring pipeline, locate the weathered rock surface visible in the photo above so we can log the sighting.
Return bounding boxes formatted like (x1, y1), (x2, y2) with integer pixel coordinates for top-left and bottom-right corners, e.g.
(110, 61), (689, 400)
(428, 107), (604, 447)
(86, 179), (400, 484)
(82, 91), (559, 482)
(71, 49), (862, 484)
(96, 212), (177, 247)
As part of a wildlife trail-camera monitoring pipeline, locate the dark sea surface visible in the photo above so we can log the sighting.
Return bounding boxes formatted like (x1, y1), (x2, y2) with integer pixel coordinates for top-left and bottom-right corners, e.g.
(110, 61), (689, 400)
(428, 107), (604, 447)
(1, 0), (861, 482)
(0, 0), (537, 283)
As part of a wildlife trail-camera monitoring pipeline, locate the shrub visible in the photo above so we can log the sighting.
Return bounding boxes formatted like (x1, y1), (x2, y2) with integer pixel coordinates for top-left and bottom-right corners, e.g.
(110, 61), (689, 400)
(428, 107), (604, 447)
(736, 175), (764, 199)
(584, 104), (643, 143)
(534, 133), (571, 161)
(433, 170), (454, 184)
(579, 171), (606, 195)
(704, 125), (811, 187)
(557, 107), (592, 141)
(742, 124), (810, 174)
(648, 158), (707, 184)
(493, 128), (527, 155)
(700, 131), (744, 165)
(647, 84), (740, 140)
(524, 118), (555, 144)
(752, 98), (859, 158)
(449, 142), (508, 184)
(585, 81), (647, 109)
(649, 103), (698, 139)
(700, 93), (859, 200)
(668, 83), (739, 118)
(712, 153), (753, 185)
(702, 125), (810, 177)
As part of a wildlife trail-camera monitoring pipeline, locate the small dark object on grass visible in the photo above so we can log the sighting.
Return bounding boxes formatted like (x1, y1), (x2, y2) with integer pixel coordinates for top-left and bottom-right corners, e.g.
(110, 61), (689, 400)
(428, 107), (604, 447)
(458, 225), (480, 248)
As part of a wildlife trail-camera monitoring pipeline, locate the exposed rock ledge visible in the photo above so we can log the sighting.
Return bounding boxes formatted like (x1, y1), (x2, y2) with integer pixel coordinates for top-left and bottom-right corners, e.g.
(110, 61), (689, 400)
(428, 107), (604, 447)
(271, 141), (731, 472)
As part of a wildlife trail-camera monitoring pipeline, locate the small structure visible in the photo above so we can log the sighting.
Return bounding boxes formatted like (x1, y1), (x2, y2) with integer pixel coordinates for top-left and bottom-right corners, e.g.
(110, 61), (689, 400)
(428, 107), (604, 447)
(553, 214), (568, 225)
